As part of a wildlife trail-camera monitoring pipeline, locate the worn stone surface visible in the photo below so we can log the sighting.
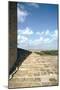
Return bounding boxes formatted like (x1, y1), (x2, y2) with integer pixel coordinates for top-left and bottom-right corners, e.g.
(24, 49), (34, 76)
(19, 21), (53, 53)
(9, 53), (58, 88)
(9, 2), (17, 74)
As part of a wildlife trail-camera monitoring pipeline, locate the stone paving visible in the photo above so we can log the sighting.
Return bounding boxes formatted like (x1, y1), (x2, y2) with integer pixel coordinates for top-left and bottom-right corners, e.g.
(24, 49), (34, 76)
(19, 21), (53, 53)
(9, 53), (58, 88)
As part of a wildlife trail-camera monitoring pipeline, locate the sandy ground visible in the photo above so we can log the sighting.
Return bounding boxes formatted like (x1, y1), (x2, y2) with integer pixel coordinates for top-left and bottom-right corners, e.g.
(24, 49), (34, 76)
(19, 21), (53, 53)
(9, 53), (58, 88)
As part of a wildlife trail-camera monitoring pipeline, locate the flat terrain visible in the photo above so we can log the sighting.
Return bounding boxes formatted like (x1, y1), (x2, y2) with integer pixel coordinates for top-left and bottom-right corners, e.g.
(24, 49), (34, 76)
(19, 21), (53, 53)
(9, 52), (58, 88)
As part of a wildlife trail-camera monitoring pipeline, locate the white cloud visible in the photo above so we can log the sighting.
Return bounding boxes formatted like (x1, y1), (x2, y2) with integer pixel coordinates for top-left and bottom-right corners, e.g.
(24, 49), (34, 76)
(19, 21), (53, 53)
(20, 36), (28, 43)
(17, 8), (29, 23)
(45, 29), (50, 36)
(36, 32), (40, 35)
(17, 28), (58, 50)
(19, 27), (33, 35)
(30, 29), (58, 49)
(17, 3), (25, 9)
(30, 36), (44, 46)
(20, 5), (25, 10)
(17, 34), (20, 41)
(50, 30), (58, 41)
(36, 29), (58, 43)
(53, 30), (58, 38)
(28, 3), (39, 8)
(17, 35), (28, 45)
(17, 35), (29, 49)
(36, 31), (44, 35)
(36, 29), (50, 36)
(17, 27), (33, 48)
(31, 37), (50, 46)
(44, 38), (50, 43)
(34, 37), (43, 43)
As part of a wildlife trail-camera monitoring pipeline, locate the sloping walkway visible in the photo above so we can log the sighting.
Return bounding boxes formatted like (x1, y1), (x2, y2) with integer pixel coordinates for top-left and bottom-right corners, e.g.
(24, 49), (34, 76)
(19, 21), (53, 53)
(9, 53), (58, 88)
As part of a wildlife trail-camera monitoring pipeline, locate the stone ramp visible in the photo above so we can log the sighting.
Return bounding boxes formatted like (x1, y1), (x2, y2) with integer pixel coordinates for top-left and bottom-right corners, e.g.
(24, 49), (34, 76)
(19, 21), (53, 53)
(9, 53), (58, 88)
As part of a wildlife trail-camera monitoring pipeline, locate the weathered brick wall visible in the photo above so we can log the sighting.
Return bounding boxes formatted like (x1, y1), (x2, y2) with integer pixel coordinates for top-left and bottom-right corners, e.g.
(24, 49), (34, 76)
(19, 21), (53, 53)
(9, 2), (17, 75)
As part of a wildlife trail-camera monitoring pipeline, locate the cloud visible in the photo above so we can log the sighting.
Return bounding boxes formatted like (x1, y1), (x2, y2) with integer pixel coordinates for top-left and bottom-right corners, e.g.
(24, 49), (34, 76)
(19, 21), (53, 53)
(20, 36), (28, 43)
(44, 38), (50, 43)
(31, 37), (50, 46)
(17, 3), (25, 9)
(20, 5), (25, 10)
(36, 31), (44, 35)
(45, 29), (50, 36)
(30, 29), (58, 50)
(18, 27), (33, 35)
(53, 30), (58, 38)
(32, 37), (43, 45)
(17, 27), (33, 48)
(17, 28), (58, 50)
(17, 36), (29, 49)
(17, 8), (29, 23)
(28, 3), (39, 8)
(36, 29), (50, 36)
(49, 29), (58, 41)
(17, 34), (28, 47)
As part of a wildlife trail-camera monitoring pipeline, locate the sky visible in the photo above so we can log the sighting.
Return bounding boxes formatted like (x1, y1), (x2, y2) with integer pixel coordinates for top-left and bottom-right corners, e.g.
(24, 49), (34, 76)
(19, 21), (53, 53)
(17, 2), (58, 50)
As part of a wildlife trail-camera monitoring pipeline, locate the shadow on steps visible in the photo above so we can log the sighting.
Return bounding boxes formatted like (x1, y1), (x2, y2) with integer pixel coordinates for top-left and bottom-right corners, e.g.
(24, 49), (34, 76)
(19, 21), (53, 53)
(9, 48), (32, 75)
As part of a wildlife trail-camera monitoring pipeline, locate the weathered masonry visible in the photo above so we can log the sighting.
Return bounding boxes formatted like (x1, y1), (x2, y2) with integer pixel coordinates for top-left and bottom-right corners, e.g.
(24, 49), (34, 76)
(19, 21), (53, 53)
(9, 2), (17, 75)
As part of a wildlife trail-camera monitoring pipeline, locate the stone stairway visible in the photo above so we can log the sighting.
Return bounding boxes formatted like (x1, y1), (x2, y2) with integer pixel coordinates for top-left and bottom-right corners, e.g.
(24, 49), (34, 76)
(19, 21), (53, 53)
(9, 53), (58, 88)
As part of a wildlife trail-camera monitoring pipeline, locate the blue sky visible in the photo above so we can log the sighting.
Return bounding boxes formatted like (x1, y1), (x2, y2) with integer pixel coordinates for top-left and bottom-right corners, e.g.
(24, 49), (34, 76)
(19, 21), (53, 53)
(17, 2), (58, 50)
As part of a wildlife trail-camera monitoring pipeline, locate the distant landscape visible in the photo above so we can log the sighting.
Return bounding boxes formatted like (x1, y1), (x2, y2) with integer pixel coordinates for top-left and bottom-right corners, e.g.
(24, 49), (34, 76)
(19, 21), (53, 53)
(35, 50), (58, 56)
